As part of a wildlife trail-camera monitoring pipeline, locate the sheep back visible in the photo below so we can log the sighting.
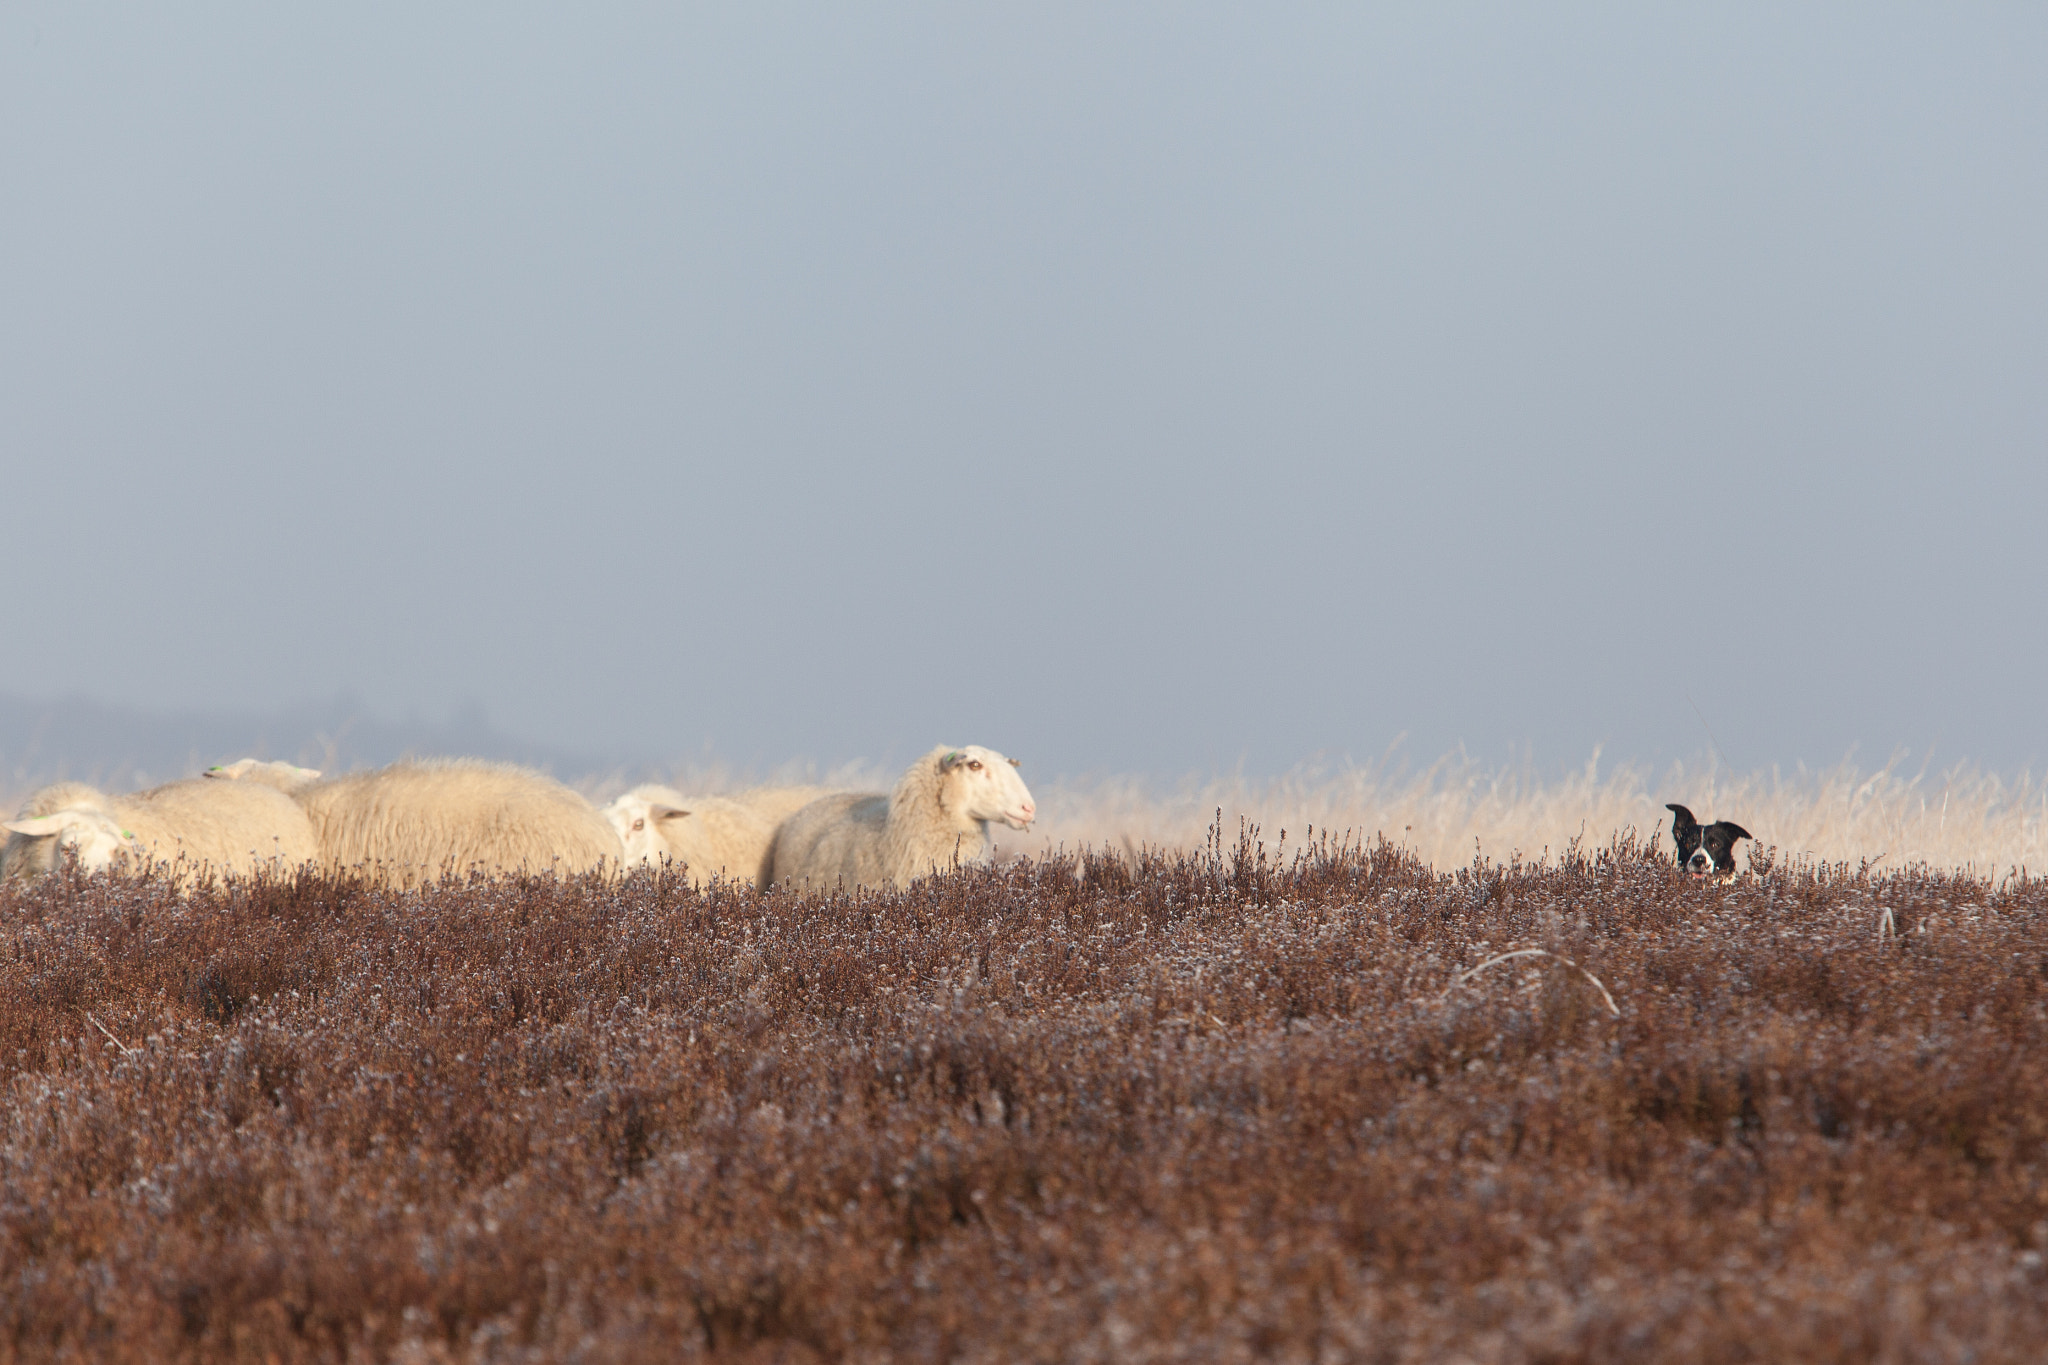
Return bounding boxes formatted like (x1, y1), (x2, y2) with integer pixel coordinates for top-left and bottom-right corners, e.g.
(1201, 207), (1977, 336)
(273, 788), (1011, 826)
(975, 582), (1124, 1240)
(766, 792), (894, 889)
(295, 759), (621, 887)
(732, 785), (840, 827)
(4, 779), (318, 882)
(121, 779), (322, 873)
(203, 758), (324, 793)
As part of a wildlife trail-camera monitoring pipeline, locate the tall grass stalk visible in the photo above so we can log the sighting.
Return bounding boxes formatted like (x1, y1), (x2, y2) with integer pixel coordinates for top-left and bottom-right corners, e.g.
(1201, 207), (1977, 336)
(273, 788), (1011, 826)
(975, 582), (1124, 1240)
(1004, 752), (2046, 875)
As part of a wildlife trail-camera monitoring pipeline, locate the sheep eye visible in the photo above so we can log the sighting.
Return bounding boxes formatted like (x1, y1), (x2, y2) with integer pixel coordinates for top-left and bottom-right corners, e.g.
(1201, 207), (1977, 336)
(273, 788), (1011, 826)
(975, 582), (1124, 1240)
(967, 760), (983, 771)
(631, 818), (645, 832)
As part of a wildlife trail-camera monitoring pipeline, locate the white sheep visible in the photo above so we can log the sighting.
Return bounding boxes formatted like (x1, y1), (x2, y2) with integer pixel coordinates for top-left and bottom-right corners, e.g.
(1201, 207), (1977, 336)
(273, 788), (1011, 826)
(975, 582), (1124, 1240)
(604, 784), (837, 886)
(202, 757), (324, 793)
(292, 758), (621, 887)
(605, 786), (769, 885)
(766, 745), (1036, 891)
(2, 777), (321, 884)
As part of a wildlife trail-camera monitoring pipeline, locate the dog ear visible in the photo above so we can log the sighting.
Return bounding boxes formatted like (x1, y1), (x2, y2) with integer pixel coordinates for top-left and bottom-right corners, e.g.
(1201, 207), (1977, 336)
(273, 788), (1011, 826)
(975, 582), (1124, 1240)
(1713, 822), (1753, 843)
(1665, 803), (1697, 829)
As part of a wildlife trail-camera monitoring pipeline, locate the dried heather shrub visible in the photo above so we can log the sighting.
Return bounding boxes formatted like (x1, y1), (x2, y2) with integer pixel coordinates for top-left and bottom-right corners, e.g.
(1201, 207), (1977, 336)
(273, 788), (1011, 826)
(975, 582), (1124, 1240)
(1, 830), (2044, 1362)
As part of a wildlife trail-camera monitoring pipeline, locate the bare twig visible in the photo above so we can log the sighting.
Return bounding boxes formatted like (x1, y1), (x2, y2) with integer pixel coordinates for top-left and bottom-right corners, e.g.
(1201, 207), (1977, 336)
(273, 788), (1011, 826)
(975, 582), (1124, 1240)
(1451, 948), (1620, 1018)
(85, 1012), (135, 1056)
(1878, 906), (1896, 941)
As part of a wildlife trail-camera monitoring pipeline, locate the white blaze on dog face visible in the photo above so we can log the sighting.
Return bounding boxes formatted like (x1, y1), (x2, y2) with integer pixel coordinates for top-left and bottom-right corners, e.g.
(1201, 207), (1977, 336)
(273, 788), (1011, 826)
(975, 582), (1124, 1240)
(1695, 822), (1752, 877)
(601, 792), (691, 866)
(938, 746), (1037, 830)
(2, 808), (133, 872)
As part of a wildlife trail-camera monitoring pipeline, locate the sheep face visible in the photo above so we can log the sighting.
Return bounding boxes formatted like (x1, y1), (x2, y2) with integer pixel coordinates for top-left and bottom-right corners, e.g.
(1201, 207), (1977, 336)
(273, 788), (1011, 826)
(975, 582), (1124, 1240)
(938, 746), (1037, 830)
(602, 792), (690, 867)
(2, 808), (132, 873)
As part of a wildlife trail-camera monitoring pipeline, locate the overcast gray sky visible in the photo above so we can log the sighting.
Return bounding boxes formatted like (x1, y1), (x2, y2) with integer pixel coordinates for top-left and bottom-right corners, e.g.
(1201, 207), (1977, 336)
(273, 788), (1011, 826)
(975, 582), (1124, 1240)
(4, 4), (2043, 779)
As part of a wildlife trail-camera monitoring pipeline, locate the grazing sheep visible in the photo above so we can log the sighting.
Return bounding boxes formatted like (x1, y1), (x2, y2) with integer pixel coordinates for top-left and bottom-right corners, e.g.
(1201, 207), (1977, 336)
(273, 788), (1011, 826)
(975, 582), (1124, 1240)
(2, 777), (321, 883)
(604, 784), (837, 886)
(767, 745), (1036, 890)
(605, 786), (770, 885)
(203, 758), (324, 793)
(293, 758), (621, 887)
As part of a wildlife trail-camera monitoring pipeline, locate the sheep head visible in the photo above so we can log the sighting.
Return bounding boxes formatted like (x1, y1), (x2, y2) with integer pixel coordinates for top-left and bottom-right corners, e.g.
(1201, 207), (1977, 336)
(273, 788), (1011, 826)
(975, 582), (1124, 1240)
(204, 758), (323, 792)
(2, 807), (134, 873)
(602, 789), (692, 867)
(938, 746), (1037, 830)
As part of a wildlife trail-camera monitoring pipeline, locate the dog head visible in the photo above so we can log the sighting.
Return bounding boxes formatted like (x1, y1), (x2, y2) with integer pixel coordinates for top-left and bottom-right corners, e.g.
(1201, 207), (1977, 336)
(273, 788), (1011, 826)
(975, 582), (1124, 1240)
(1666, 803), (1752, 880)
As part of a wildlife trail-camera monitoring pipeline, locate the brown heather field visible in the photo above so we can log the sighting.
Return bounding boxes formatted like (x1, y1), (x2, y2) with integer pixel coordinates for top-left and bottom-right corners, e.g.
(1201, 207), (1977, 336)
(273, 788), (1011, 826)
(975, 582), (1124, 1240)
(4, 831), (2047, 1362)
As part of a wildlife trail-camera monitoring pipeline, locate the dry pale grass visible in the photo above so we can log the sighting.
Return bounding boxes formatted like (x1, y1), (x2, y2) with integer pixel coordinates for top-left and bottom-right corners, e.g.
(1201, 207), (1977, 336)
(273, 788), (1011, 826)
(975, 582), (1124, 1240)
(13, 750), (2042, 879)
(1002, 752), (2048, 878)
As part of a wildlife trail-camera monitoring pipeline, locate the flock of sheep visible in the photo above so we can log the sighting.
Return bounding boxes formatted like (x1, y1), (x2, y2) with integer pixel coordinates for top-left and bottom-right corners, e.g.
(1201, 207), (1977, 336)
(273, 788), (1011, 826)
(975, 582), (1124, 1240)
(0, 745), (1039, 892)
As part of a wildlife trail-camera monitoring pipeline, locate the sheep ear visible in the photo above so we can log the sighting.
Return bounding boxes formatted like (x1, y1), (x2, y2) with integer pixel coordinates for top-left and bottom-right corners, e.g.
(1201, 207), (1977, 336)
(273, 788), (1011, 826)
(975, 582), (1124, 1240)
(650, 805), (691, 822)
(1007, 757), (1020, 768)
(940, 751), (964, 771)
(5, 814), (76, 837)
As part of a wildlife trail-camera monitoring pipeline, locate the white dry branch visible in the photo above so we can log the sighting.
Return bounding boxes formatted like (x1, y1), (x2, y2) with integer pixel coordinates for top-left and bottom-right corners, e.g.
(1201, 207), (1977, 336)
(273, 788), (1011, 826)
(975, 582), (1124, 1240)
(1450, 948), (1621, 1018)
(85, 1012), (135, 1056)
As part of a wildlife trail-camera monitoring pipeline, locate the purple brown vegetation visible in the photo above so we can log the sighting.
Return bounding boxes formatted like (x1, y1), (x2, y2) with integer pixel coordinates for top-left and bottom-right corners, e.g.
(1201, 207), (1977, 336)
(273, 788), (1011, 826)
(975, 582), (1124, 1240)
(3, 829), (2046, 1362)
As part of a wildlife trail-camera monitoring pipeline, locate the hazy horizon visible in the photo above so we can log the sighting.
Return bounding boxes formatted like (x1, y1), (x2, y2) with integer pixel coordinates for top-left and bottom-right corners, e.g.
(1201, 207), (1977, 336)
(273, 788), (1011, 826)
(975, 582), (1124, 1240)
(5, 5), (2044, 781)
(1, 686), (2030, 797)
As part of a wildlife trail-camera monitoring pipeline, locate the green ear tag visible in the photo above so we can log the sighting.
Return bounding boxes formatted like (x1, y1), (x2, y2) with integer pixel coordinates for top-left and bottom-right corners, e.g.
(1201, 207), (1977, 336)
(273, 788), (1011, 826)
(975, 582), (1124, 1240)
(121, 830), (135, 839)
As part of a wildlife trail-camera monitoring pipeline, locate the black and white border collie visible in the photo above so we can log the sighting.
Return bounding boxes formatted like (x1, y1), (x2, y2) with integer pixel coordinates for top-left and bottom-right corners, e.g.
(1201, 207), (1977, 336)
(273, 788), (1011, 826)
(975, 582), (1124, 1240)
(1666, 804), (1752, 881)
